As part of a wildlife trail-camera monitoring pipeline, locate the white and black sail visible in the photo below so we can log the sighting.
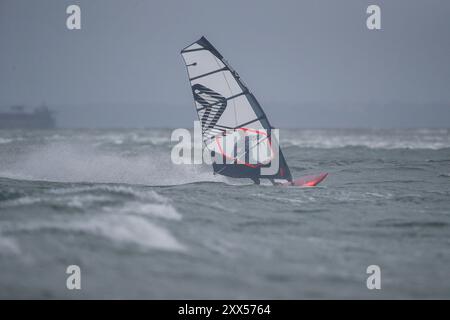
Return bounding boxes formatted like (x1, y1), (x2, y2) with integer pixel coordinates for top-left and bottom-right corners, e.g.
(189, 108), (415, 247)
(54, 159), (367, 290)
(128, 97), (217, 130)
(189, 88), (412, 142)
(180, 36), (292, 182)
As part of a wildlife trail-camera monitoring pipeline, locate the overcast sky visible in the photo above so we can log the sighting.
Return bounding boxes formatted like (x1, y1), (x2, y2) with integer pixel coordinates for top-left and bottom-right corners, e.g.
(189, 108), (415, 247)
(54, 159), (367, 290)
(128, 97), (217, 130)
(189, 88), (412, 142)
(1, 0), (449, 128)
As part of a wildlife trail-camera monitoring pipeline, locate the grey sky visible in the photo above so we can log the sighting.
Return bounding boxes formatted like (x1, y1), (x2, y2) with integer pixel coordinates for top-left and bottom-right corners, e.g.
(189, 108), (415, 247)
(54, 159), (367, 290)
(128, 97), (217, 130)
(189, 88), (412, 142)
(1, 0), (449, 128)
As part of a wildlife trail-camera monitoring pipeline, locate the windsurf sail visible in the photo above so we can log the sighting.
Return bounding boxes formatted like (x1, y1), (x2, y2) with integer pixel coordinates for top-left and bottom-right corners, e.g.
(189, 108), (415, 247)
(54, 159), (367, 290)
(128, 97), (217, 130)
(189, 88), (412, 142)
(180, 36), (292, 182)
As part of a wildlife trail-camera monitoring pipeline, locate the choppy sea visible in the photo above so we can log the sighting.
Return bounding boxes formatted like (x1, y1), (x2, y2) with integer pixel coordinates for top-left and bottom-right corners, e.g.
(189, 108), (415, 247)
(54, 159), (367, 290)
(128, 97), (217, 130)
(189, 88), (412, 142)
(0, 128), (449, 299)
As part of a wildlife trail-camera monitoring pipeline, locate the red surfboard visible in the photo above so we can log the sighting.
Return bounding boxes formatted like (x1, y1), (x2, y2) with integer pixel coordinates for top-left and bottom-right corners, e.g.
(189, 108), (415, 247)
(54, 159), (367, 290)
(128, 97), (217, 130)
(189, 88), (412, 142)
(281, 173), (328, 187)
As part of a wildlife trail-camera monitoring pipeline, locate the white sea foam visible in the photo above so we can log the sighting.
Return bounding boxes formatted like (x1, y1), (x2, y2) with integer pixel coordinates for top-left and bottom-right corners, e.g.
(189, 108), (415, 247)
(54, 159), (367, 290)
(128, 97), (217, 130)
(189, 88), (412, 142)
(39, 131), (171, 146)
(0, 138), (13, 144)
(0, 194), (111, 209)
(108, 202), (182, 220)
(47, 184), (166, 201)
(71, 215), (184, 251)
(282, 129), (450, 150)
(0, 142), (221, 185)
(0, 233), (21, 255)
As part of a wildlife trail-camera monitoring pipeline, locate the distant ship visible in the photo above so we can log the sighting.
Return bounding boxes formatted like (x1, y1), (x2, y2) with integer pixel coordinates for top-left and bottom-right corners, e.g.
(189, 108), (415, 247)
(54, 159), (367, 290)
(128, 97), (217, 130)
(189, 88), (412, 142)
(0, 106), (56, 129)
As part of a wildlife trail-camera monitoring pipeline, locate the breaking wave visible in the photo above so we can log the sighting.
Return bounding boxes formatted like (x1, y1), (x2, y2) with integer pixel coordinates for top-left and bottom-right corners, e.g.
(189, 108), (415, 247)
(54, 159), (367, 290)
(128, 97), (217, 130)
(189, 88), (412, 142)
(0, 184), (185, 253)
(1, 215), (184, 252)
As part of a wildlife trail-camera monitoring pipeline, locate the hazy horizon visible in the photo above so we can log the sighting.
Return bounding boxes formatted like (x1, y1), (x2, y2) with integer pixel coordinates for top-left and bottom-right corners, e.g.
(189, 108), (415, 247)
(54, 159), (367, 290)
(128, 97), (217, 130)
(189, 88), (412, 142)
(1, 0), (449, 128)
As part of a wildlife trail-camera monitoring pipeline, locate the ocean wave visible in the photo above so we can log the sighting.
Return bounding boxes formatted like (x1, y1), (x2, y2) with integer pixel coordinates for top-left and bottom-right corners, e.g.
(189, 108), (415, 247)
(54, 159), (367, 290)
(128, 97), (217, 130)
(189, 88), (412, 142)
(72, 215), (184, 251)
(0, 183), (182, 222)
(1, 215), (184, 252)
(47, 184), (167, 201)
(0, 179), (184, 251)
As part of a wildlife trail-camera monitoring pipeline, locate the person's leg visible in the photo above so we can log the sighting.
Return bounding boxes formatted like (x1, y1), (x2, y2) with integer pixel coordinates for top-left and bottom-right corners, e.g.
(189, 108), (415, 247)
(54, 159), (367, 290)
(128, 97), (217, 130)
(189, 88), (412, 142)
(251, 177), (261, 185)
(269, 178), (283, 186)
